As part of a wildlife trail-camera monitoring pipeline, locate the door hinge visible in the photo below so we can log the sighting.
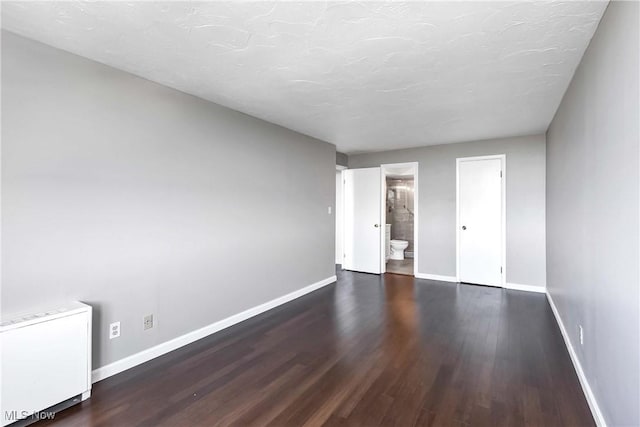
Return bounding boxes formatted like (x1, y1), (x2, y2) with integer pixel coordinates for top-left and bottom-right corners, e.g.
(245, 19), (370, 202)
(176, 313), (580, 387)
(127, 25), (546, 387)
(500, 266), (503, 274)
(500, 170), (503, 178)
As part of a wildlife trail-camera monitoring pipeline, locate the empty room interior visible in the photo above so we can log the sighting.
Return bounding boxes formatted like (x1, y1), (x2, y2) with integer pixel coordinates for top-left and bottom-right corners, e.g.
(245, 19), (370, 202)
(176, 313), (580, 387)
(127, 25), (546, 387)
(1, 1), (639, 426)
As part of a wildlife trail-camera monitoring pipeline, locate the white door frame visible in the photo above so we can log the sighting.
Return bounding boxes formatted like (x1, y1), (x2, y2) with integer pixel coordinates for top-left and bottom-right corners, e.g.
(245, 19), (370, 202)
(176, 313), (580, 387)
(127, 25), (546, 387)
(380, 162), (419, 276)
(336, 165), (347, 267)
(455, 154), (506, 287)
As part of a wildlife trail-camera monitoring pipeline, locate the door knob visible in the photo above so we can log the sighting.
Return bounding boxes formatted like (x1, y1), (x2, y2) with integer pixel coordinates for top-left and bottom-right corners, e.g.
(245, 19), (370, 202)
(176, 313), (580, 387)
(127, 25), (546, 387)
(462, 225), (467, 230)
(374, 224), (379, 228)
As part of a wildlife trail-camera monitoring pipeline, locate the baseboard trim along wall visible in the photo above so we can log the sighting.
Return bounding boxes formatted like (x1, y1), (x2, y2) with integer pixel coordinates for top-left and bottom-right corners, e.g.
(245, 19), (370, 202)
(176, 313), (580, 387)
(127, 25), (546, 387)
(92, 275), (337, 383)
(546, 292), (606, 427)
(415, 274), (545, 294)
(504, 282), (546, 293)
(415, 273), (458, 282)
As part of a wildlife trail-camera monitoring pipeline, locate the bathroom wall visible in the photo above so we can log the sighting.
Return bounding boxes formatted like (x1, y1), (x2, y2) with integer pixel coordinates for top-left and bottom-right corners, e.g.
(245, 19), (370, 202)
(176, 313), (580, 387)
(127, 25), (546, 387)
(1, 31), (336, 370)
(386, 178), (415, 255)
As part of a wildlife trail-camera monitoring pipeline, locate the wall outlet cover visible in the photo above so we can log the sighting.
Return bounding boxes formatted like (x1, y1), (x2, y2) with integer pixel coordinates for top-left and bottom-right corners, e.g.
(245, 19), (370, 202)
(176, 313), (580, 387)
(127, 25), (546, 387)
(144, 314), (154, 330)
(579, 325), (584, 345)
(109, 321), (121, 339)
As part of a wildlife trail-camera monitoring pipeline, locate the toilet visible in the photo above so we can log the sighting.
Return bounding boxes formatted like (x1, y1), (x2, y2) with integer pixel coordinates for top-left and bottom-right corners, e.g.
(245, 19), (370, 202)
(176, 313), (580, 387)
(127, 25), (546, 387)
(390, 240), (409, 260)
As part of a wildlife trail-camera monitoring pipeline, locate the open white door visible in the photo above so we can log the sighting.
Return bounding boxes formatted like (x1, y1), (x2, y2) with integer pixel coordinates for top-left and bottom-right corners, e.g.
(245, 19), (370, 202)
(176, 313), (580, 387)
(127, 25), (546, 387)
(457, 156), (505, 287)
(343, 167), (382, 274)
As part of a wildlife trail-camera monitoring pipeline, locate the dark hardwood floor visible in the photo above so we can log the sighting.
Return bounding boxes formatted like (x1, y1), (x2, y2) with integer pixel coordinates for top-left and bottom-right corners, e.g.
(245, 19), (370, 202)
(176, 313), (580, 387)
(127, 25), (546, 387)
(39, 269), (593, 426)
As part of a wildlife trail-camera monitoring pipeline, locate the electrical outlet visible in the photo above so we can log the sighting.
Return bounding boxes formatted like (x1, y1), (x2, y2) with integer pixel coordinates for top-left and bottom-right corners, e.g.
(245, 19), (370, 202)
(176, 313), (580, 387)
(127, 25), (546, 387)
(144, 314), (154, 331)
(579, 325), (584, 346)
(109, 321), (121, 339)
(328, 206), (332, 214)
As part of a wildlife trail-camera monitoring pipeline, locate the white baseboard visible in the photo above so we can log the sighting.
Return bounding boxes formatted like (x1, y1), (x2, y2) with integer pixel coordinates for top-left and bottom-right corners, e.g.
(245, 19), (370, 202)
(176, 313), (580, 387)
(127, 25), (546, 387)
(414, 274), (546, 295)
(546, 292), (606, 427)
(415, 273), (458, 282)
(92, 275), (337, 383)
(504, 282), (546, 293)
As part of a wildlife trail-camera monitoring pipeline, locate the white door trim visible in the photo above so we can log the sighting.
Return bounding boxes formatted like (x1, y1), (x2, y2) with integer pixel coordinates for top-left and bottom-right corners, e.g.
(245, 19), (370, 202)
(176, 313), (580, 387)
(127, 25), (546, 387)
(335, 165), (347, 266)
(456, 154), (506, 287)
(380, 168), (386, 273)
(380, 162), (419, 276)
(337, 165), (348, 268)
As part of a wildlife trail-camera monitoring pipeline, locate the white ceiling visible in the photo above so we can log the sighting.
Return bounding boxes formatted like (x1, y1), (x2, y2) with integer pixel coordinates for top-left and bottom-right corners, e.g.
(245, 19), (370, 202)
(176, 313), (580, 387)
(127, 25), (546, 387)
(2, 1), (607, 154)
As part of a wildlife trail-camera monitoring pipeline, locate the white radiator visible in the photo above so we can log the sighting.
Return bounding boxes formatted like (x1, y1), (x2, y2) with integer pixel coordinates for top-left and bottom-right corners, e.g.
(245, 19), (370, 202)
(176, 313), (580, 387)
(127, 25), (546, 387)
(1, 302), (92, 426)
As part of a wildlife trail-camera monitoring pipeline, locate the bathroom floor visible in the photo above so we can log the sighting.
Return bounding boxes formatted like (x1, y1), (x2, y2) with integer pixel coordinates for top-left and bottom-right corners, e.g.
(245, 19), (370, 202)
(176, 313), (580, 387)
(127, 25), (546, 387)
(386, 258), (414, 276)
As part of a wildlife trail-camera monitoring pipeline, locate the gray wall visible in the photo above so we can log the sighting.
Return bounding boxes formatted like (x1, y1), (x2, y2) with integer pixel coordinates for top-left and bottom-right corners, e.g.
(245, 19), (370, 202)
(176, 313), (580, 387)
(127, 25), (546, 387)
(336, 152), (348, 167)
(546, 2), (639, 425)
(1, 32), (336, 369)
(350, 134), (546, 288)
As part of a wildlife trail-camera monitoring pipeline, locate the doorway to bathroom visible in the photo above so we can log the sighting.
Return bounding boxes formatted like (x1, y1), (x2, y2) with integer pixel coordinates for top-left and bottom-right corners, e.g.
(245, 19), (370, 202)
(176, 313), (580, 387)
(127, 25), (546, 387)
(381, 163), (418, 276)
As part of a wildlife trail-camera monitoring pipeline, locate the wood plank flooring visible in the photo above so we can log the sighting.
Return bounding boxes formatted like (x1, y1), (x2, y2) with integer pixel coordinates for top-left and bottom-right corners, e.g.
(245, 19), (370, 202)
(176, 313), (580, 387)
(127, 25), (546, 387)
(38, 269), (594, 426)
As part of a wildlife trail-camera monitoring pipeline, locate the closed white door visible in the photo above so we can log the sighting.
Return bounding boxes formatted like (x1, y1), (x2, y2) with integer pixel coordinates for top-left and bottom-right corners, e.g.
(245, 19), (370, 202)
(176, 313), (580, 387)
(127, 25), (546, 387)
(343, 167), (382, 274)
(457, 156), (504, 286)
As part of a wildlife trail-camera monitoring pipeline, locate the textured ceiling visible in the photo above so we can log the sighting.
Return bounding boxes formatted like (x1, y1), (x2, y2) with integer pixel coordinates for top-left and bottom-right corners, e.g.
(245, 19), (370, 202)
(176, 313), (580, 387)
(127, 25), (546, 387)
(2, 1), (607, 153)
